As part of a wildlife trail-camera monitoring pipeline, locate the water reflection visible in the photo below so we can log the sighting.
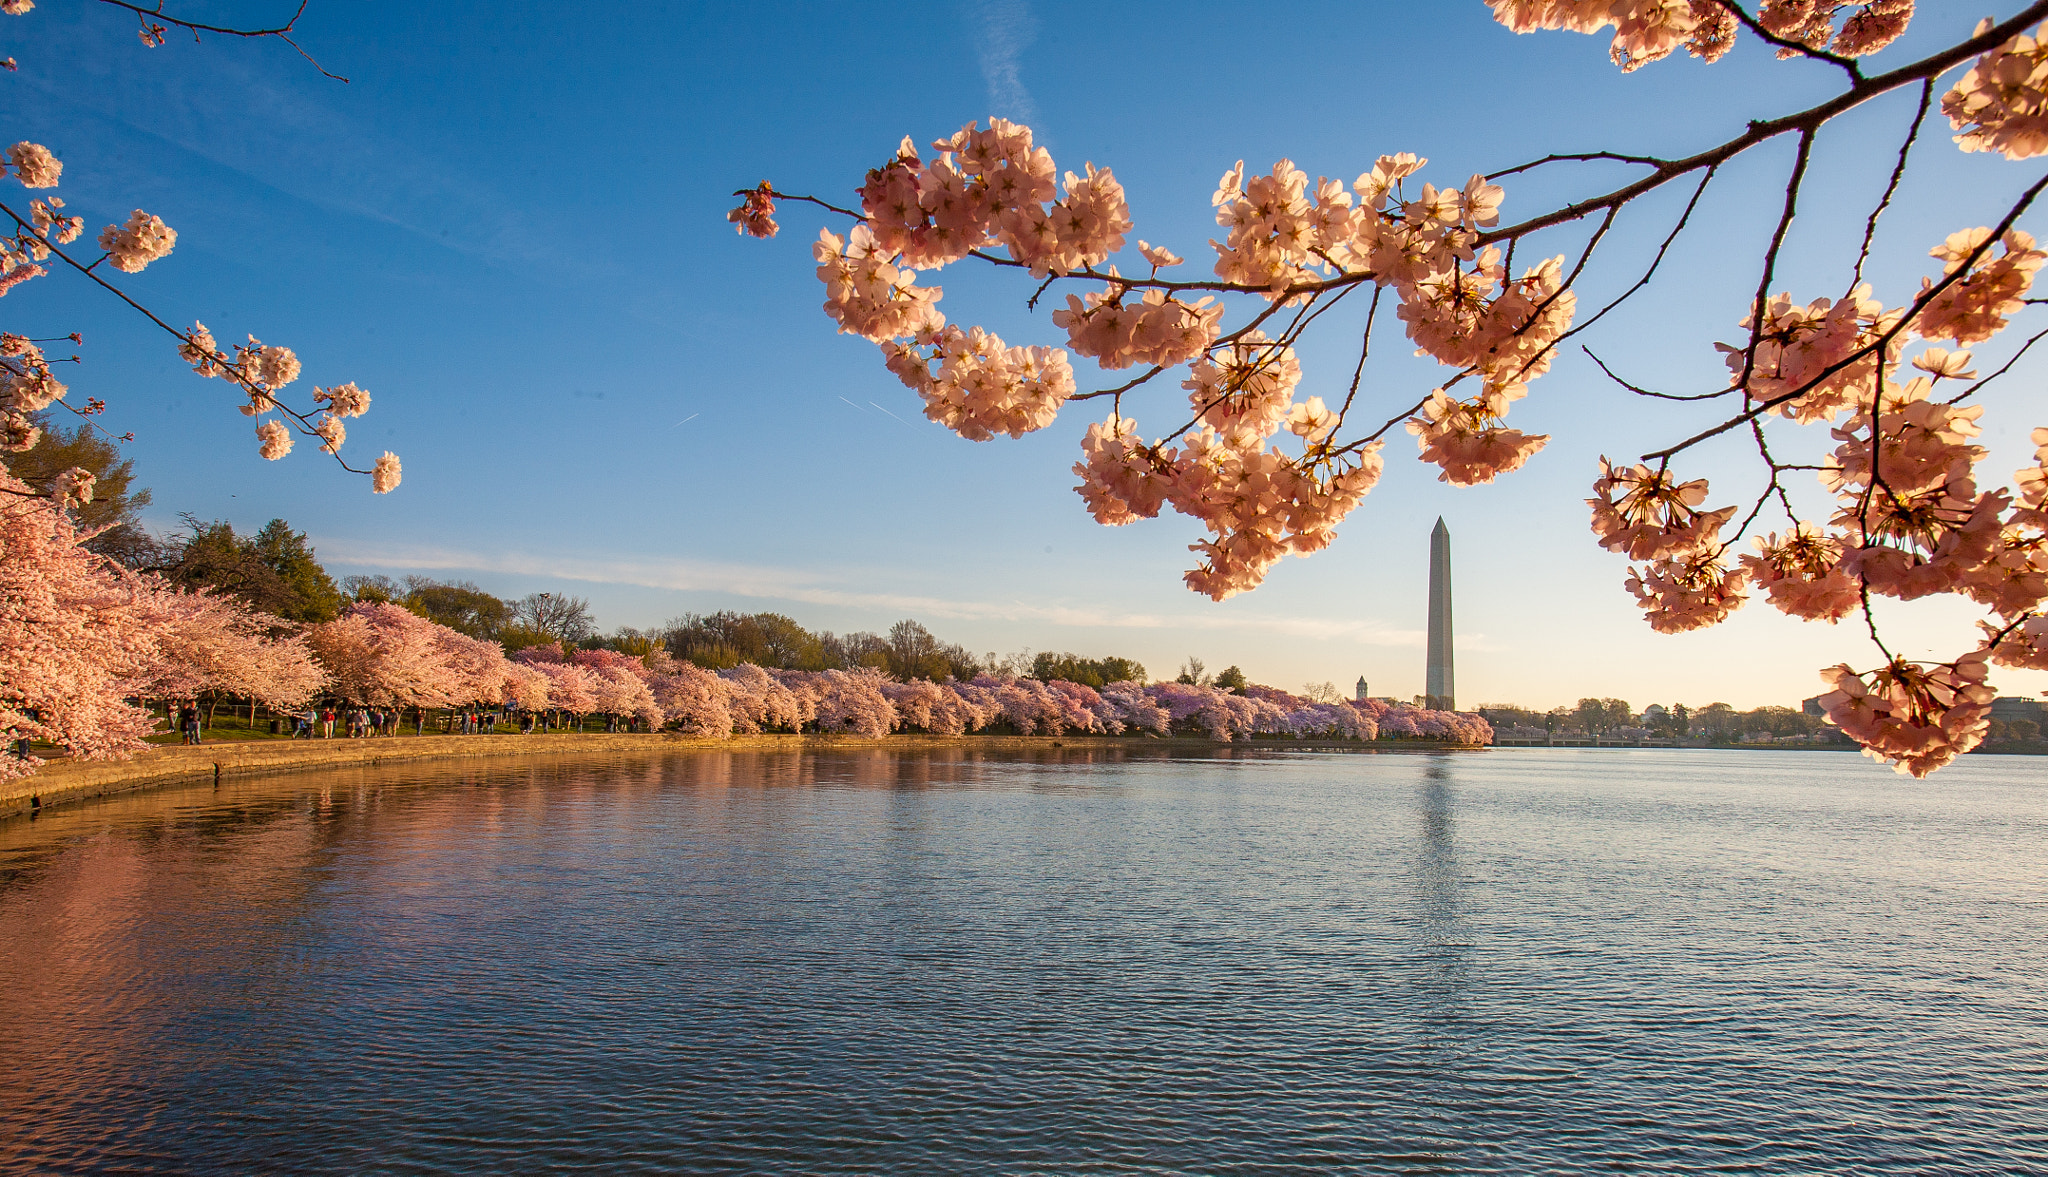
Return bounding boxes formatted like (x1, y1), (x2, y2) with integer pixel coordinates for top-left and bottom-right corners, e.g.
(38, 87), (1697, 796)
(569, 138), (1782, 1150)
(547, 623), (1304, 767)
(1, 748), (2046, 1172)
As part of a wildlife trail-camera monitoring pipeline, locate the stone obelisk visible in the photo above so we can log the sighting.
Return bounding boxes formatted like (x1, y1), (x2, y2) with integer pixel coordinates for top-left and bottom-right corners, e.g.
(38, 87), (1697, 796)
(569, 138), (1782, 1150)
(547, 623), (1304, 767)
(1426, 518), (1454, 711)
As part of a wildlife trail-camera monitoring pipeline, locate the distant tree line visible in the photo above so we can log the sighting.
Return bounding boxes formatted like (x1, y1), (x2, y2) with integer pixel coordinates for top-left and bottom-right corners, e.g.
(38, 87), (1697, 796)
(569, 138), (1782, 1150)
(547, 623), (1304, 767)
(1477, 698), (1834, 742)
(116, 503), (1162, 689)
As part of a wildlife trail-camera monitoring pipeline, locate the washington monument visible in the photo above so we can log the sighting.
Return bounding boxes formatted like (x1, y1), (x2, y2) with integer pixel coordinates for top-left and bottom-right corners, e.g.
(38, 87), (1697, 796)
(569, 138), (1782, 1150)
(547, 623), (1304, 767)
(1426, 518), (1454, 711)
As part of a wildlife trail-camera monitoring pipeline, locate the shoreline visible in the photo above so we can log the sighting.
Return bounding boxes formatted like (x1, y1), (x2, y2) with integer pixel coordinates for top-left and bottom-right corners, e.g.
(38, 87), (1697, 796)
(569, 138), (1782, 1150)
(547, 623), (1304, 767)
(2, 733), (1474, 820)
(7, 734), (2040, 822)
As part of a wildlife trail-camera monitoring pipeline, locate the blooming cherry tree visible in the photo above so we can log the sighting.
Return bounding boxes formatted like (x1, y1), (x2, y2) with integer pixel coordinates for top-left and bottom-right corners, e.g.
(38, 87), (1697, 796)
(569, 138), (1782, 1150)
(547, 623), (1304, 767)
(736, 2), (2048, 775)
(0, 464), (156, 779)
(126, 580), (326, 710)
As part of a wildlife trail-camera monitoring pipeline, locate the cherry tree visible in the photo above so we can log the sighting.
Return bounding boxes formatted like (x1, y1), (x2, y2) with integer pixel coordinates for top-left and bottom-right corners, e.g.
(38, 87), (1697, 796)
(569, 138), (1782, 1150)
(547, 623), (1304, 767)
(305, 602), (462, 708)
(0, 464), (155, 779)
(126, 579), (326, 712)
(573, 649), (664, 727)
(716, 662), (806, 733)
(531, 661), (599, 719)
(646, 652), (735, 735)
(736, 2), (2048, 775)
(503, 662), (553, 712)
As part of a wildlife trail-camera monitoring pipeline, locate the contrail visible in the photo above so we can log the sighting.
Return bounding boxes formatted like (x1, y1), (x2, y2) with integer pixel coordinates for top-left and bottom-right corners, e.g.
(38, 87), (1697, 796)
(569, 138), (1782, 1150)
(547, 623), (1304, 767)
(869, 400), (915, 427)
(838, 396), (869, 413)
(668, 412), (699, 429)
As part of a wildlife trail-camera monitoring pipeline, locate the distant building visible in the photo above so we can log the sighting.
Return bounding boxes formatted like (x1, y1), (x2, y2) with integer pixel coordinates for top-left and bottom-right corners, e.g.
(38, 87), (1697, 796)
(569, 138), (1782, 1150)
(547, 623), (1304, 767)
(1992, 696), (2046, 724)
(1644, 704), (1668, 721)
(1425, 518), (1454, 711)
(1356, 676), (1369, 702)
(1802, 695), (1827, 718)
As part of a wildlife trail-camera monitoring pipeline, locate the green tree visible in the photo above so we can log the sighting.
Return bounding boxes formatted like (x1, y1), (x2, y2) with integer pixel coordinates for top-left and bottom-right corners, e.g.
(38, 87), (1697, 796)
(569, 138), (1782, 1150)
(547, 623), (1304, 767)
(663, 611), (828, 670)
(157, 516), (343, 622)
(250, 519), (345, 621)
(1031, 651), (1147, 689)
(340, 574), (402, 603)
(1213, 665), (1248, 694)
(1694, 703), (1738, 742)
(404, 578), (509, 638)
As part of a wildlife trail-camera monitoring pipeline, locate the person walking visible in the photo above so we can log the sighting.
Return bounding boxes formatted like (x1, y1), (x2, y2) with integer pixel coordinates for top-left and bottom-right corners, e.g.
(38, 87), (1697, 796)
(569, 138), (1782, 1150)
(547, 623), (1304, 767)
(180, 703), (201, 746)
(321, 705), (336, 739)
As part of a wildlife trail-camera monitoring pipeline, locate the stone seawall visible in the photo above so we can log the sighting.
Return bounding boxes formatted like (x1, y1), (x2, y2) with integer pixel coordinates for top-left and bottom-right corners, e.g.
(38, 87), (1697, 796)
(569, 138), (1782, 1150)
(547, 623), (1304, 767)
(3, 733), (1457, 819)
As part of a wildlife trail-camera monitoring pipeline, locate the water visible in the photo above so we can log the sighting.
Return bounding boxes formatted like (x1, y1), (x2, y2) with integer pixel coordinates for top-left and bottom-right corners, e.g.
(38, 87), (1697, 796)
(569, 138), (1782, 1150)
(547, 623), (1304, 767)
(0, 746), (2044, 1173)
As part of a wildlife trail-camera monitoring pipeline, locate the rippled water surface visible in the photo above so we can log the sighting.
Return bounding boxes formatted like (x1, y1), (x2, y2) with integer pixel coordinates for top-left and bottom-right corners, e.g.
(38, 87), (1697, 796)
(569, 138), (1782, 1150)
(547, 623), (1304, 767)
(2, 746), (2045, 1173)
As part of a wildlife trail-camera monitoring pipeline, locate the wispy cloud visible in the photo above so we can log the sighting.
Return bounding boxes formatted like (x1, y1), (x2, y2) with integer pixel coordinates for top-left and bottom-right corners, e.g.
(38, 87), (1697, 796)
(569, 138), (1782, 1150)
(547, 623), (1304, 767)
(315, 538), (1443, 647)
(13, 24), (565, 273)
(971, 0), (1040, 126)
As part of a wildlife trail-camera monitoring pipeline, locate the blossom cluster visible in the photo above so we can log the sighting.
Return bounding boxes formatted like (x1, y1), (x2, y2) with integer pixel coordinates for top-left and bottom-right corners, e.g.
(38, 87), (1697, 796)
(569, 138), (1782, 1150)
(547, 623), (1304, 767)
(97, 209), (176, 273)
(1816, 653), (1995, 777)
(1945, 19), (2048, 160)
(0, 332), (64, 452)
(1486, 1), (1909, 72)
(1729, 285), (1904, 424)
(1603, 215), (2048, 770)
(882, 325), (1076, 441)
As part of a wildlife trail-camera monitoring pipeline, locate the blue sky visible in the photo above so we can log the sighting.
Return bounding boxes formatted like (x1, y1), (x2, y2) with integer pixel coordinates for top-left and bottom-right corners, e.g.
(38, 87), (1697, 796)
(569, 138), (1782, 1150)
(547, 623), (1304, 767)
(8, 0), (2046, 709)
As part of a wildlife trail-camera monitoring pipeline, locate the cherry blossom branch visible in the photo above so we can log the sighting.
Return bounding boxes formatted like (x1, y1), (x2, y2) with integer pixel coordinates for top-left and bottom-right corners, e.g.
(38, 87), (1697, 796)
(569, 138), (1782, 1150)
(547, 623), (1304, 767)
(1071, 365), (1164, 403)
(1557, 165), (1720, 345)
(1584, 347), (1733, 401)
(0, 199), (371, 474)
(97, 0), (348, 82)
(741, 187), (860, 221)
(1730, 127), (1819, 406)
(1642, 169), (2048, 462)
(1330, 286), (1385, 433)
(1478, 3), (2048, 248)
(1945, 324), (2048, 404)
(1716, 0), (1864, 80)
(1485, 151), (1671, 181)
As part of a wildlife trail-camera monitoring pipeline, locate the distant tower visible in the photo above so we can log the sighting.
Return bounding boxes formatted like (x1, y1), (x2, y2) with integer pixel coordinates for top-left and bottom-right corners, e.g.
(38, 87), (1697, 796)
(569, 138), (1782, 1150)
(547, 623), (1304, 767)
(1426, 518), (1455, 711)
(1355, 676), (1369, 702)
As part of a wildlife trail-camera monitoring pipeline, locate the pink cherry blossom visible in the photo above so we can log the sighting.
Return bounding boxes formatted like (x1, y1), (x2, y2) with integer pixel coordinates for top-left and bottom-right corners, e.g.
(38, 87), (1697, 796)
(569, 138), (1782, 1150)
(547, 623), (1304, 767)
(125, 579), (326, 709)
(314, 382), (371, 418)
(256, 419), (292, 460)
(1723, 286), (1904, 423)
(0, 468), (158, 780)
(886, 325), (1074, 441)
(1625, 550), (1749, 633)
(1410, 388), (1548, 486)
(97, 209), (176, 273)
(1913, 228), (2044, 344)
(6, 141), (59, 188)
(1944, 19), (2048, 159)
(727, 182), (778, 238)
(1741, 524), (1860, 622)
(1588, 459), (1733, 560)
(1816, 652), (1995, 777)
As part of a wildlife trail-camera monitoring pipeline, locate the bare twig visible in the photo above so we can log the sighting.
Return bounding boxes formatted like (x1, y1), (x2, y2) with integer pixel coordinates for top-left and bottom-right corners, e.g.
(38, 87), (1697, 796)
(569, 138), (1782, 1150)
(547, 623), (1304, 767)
(98, 0), (349, 82)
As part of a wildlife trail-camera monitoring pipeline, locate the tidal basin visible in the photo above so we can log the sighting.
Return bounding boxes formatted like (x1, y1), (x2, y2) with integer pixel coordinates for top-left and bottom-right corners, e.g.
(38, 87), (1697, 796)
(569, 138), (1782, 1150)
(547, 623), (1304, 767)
(2, 747), (2044, 1172)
